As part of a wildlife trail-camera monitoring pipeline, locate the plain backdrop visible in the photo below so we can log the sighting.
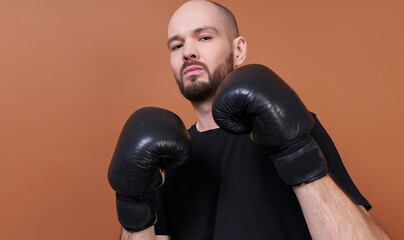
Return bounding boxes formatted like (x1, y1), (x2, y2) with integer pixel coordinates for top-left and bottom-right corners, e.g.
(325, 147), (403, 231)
(0, 0), (403, 239)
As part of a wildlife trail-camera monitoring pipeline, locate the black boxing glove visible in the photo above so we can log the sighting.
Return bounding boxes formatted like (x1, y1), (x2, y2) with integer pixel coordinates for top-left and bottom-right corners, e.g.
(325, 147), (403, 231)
(108, 107), (191, 232)
(212, 64), (327, 186)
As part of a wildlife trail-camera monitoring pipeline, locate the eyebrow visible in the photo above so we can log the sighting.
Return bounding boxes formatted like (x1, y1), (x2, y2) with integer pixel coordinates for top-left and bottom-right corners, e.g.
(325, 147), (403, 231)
(167, 26), (219, 48)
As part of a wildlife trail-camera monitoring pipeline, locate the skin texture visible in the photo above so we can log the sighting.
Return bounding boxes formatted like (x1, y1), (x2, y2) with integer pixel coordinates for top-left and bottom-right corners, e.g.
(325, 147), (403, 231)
(293, 175), (390, 240)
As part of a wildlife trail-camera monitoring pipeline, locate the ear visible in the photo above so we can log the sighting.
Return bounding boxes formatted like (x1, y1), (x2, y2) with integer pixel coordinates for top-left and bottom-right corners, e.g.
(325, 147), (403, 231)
(232, 36), (247, 68)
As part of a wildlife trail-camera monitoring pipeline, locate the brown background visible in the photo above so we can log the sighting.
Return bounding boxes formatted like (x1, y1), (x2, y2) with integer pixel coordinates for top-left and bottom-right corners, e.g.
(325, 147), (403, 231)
(0, 0), (403, 239)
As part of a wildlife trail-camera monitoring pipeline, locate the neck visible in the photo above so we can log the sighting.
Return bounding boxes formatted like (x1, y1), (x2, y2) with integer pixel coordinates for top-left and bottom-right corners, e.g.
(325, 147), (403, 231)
(191, 98), (219, 132)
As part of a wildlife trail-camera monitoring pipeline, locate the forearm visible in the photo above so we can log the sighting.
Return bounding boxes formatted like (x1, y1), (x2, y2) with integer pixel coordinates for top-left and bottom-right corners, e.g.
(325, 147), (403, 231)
(120, 226), (156, 240)
(293, 175), (389, 240)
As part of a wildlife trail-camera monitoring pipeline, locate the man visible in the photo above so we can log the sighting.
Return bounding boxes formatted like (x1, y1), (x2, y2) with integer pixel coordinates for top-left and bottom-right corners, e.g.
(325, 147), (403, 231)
(111, 1), (390, 239)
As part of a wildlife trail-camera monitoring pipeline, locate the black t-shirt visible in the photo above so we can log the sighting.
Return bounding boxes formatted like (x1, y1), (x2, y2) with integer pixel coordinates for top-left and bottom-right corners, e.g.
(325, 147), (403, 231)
(155, 113), (371, 240)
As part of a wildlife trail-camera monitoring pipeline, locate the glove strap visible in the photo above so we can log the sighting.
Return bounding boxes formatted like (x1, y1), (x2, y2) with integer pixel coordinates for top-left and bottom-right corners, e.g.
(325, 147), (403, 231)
(272, 136), (328, 186)
(116, 193), (156, 232)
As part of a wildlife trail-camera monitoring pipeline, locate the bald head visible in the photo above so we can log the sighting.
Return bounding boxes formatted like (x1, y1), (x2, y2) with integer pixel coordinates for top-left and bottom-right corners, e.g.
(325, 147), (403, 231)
(169, 0), (239, 41)
(207, 1), (239, 39)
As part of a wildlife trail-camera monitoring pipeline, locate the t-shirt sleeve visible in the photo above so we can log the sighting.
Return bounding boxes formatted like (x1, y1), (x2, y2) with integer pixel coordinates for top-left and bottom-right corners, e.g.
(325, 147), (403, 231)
(310, 113), (372, 210)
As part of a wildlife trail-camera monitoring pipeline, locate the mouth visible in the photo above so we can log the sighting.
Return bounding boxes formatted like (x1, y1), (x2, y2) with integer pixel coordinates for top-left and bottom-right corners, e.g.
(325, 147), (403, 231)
(183, 66), (204, 77)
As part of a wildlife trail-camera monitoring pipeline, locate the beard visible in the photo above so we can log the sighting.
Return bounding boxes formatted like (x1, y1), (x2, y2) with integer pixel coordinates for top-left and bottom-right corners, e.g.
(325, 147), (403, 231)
(175, 53), (234, 102)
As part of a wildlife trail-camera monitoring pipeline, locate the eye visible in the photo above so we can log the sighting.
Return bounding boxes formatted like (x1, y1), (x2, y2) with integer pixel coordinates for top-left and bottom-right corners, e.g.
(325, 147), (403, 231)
(199, 36), (211, 41)
(171, 44), (183, 51)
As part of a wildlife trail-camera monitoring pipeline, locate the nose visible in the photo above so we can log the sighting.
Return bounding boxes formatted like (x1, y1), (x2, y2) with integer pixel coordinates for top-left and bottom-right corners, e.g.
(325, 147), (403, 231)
(182, 41), (199, 62)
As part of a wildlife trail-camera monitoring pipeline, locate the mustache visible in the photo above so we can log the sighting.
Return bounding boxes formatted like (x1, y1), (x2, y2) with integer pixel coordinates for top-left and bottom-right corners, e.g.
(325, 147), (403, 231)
(180, 60), (208, 76)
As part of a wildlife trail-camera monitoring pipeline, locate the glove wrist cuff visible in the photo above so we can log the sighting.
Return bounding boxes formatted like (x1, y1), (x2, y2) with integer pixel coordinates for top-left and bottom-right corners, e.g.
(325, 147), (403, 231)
(272, 136), (328, 186)
(115, 193), (156, 232)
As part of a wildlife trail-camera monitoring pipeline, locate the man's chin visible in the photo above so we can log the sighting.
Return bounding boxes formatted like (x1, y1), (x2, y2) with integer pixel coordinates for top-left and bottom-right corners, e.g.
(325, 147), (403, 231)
(184, 94), (214, 103)
(181, 84), (217, 102)
(182, 74), (209, 85)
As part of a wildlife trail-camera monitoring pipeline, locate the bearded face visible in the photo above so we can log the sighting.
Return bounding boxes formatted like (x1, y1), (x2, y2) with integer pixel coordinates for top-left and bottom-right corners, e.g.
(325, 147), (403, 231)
(175, 53), (234, 102)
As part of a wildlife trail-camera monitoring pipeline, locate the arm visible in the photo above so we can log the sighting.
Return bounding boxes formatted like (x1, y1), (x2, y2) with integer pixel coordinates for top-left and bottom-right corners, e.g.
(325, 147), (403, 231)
(156, 235), (171, 240)
(293, 175), (390, 239)
(120, 226), (156, 240)
(119, 226), (171, 240)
